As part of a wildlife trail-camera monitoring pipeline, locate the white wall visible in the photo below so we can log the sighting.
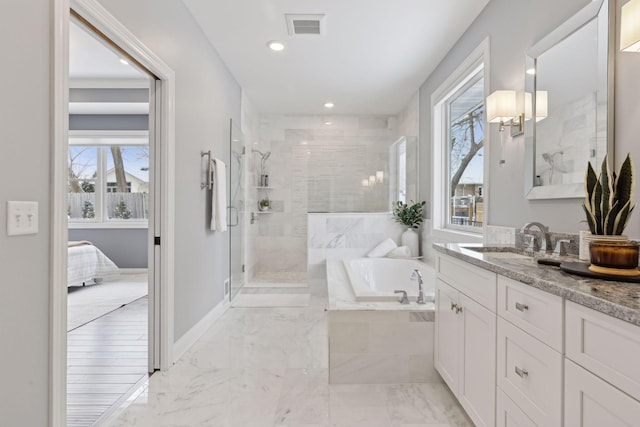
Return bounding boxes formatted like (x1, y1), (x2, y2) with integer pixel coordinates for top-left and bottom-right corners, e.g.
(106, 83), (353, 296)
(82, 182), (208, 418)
(0, 1), (51, 424)
(419, 0), (596, 235)
(94, 0), (242, 339)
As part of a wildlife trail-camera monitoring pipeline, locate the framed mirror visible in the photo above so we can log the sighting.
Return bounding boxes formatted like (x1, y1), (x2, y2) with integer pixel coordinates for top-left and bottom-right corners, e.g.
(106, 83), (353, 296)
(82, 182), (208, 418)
(524, 0), (613, 199)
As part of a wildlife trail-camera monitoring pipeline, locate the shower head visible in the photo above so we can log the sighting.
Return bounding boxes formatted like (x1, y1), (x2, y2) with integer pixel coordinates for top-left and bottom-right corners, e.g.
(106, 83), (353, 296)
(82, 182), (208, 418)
(252, 149), (271, 161)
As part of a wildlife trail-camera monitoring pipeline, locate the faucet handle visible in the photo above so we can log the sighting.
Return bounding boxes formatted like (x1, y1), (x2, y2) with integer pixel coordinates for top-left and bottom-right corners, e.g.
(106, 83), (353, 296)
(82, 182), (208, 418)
(410, 269), (422, 280)
(523, 234), (540, 252)
(553, 239), (573, 256)
(394, 290), (409, 305)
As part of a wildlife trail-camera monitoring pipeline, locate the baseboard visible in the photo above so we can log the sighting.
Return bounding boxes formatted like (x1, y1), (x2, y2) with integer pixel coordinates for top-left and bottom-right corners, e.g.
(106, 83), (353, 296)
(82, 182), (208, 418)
(119, 268), (148, 275)
(172, 297), (230, 363)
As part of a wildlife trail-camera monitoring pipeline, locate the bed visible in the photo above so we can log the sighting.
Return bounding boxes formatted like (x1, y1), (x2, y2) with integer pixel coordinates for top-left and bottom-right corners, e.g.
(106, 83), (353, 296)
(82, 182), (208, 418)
(68, 241), (120, 287)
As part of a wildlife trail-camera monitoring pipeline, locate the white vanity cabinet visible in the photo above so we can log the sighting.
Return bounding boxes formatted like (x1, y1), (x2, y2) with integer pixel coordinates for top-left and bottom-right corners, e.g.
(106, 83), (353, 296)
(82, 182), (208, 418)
(564, 301), (640, 426)
(496, 276), (563, 427)
(435, 254), (497, 427)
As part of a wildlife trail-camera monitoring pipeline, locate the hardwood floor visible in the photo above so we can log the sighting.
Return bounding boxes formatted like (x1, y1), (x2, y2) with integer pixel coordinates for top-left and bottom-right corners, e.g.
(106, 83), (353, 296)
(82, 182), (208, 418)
(67, 296), (148, 426)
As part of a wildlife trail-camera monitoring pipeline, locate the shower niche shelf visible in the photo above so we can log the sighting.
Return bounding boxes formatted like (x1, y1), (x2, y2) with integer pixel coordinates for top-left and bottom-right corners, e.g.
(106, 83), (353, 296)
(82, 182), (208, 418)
(254, 186), (276, 190)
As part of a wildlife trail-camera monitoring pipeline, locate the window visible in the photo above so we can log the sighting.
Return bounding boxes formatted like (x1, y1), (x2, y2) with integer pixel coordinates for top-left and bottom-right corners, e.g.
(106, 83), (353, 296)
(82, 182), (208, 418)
(447, 76), (485, 229)
(432, 39), (488, 237)
(68, 134), (149, 226)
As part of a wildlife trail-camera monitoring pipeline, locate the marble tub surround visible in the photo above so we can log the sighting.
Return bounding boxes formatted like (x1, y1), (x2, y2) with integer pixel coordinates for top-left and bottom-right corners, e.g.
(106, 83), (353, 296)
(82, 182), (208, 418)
(328, 310), (438, 384)
(326, 260), (438, 385)
(327, 260), (434, 312)
(434, 243), (640, 326)
(308, 213), (406, 280)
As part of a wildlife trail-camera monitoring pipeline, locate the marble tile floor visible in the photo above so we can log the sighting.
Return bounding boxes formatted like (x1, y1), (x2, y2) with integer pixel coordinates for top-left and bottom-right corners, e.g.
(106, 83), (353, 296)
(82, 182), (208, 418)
(104, 280), (472, 427)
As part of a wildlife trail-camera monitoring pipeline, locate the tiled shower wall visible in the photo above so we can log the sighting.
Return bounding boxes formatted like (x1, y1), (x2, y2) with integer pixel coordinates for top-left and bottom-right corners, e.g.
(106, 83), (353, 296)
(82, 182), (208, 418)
(247, 94), (420, 281)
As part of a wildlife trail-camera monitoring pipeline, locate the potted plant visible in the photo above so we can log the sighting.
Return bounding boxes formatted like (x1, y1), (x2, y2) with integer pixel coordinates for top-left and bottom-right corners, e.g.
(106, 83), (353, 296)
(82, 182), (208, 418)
(393, 200), (426, 257)
(258, 198), (271, 211)
(583, 154), (638, 275)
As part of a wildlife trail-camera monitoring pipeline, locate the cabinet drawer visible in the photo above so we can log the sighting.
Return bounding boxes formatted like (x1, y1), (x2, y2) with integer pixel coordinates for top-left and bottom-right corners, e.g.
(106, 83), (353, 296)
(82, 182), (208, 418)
(497, 318), (562, 427)
(497, 388), (536, 427)
(565, 359), (640, 427)
(437, 254), (496, 311)
(566, 301), (640, 401)
(497, 276), (563, 352)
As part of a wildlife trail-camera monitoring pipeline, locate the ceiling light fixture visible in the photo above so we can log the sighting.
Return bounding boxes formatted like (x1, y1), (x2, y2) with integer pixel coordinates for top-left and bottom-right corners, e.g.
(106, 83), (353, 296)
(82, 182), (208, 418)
(267, 41), (285, 52)
(324, 102), (334, 109)
(119, 58), (129, 65)
(324, 121), (332, 125)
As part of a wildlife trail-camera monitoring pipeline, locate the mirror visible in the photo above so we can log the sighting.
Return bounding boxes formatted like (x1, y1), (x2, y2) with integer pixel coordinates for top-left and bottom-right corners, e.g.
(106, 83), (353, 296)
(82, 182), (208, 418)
(524, 0), (613, 199)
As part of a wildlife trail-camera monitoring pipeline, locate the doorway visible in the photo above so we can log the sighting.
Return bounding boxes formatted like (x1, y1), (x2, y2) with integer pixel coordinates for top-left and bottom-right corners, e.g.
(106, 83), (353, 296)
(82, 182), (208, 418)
(66, 17), (154, 426)
(52, 1), (176, 425)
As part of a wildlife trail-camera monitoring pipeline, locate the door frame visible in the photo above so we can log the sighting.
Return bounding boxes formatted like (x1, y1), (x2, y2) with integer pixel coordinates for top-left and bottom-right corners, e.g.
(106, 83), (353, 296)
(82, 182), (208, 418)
(51, 0), (176, 425)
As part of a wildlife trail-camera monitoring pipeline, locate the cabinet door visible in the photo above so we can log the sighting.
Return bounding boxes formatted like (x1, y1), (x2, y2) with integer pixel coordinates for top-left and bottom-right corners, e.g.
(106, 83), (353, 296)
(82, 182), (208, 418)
(435, 279), (459, 393)
(459, 293), (496, 427)
(565, 359), (640, 427)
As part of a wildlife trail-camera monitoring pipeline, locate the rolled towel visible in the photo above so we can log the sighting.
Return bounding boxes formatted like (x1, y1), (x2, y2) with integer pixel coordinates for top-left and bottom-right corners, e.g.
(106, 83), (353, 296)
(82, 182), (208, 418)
(387, 246), (413, 258)
(367, 238), (397, 257)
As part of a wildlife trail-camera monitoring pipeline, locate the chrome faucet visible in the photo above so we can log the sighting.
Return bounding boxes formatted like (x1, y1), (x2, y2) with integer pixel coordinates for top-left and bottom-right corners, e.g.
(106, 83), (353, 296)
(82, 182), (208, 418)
(394, 290), (409, 304)
(521, 222), (552, 253)
(410, 269), (426, 304)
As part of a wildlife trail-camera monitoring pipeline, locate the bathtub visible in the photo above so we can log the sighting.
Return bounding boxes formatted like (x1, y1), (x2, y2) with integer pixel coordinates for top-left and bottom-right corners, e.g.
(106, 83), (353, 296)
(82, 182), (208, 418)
(343, 257), (435, 302)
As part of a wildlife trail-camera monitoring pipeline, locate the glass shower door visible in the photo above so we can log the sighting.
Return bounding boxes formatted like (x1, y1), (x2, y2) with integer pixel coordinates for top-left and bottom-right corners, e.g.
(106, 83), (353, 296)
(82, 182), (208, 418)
(229, 119), (245, 301)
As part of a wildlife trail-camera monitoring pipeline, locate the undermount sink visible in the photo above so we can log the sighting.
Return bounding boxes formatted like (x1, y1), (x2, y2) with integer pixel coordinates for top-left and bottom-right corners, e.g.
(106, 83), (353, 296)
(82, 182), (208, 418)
(461, 246), (533, 260)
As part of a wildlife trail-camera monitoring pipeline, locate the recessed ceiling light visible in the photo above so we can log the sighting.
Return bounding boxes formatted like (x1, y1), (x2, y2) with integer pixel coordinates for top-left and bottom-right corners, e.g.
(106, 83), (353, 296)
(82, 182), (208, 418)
(526, 68), (536, 75)
(324, 102), (334, 109)
(324, 121), (332, 125)
(267, 41), (285, 51)
(120, 58), (129, 65)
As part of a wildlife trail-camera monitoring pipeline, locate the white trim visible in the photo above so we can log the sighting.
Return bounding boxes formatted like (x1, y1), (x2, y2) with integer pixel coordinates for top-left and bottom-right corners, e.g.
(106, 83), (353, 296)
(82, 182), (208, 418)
(172, 299), (231, 363)
(68, 221), (148, 229)
(51, 1), (70, 425)
(52, 1), (176, 424)
(119, 268), (149, 275)
(431, 37), (490, 242)
(70, 77), (151, 89)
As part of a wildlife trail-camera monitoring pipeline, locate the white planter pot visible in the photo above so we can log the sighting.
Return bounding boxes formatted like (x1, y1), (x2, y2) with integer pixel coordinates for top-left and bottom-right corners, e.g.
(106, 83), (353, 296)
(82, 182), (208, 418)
(401, 228), (419, 257)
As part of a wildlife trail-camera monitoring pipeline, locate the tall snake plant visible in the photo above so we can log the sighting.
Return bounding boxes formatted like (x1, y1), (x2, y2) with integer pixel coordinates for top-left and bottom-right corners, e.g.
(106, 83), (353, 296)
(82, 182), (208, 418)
(583, 154), (635, 235)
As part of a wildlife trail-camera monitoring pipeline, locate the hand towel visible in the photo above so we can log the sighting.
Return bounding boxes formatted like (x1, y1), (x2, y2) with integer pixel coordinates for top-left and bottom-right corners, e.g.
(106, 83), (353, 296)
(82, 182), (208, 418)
(210, 158), (227, 232)
(367, 238), (397, 257)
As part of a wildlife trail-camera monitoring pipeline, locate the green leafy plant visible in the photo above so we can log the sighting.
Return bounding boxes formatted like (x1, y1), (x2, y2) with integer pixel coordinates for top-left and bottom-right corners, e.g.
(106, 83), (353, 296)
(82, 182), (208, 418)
(393, 200), (426, 229)
(259, 198), (271, 210)
(583, 154), (635, 235)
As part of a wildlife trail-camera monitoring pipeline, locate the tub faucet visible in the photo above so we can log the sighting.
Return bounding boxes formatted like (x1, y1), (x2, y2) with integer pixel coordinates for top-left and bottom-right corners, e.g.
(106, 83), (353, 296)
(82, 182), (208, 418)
(411, 269), (426, 304)
(394, 290), (409, 305)
(521, 222), (552, 253)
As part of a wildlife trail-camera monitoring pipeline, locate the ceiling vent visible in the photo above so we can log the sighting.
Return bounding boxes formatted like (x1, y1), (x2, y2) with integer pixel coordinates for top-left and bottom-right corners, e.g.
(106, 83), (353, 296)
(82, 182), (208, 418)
(285, 14), (326, 36)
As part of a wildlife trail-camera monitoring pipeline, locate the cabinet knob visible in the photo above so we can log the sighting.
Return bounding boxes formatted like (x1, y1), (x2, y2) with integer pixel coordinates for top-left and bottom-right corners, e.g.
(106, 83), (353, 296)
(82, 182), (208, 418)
(515, 302), (529, 312)
(455, 306), (463, 314)
(515, 366), (529, 378)
(451, 302), (458, 311)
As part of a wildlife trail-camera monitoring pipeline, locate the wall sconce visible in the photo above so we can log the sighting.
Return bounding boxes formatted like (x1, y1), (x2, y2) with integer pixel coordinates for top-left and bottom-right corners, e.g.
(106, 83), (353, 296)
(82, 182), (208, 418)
(376, 171), (384, 183)
(361, 179), (370, 187)
(524, 91), (548, 122)
(621, 0), (640, 52)
(368, 175), (376, 186)
(486, 90), (524, 137)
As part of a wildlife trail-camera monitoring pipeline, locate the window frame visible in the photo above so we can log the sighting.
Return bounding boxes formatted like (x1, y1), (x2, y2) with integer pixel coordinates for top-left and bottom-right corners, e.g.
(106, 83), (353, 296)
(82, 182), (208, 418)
(68, 130), (149, 229)
(431, 38), (490, 242)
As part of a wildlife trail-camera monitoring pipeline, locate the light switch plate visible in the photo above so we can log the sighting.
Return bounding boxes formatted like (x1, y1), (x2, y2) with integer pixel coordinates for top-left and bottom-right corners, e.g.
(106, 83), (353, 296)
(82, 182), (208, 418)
(7, 201), (38, 236)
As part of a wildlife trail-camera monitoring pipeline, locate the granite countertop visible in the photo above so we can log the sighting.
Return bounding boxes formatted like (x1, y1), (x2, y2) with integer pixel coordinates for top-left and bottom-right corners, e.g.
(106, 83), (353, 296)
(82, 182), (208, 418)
(434, 243), (640, 326)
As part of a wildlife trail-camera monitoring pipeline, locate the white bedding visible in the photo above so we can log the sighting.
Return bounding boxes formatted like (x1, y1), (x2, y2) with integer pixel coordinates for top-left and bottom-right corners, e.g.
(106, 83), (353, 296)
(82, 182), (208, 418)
(68, 243), (120, 287)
